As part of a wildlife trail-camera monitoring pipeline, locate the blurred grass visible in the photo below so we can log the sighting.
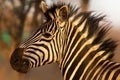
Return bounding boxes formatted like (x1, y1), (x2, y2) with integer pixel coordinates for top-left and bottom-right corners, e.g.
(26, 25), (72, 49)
(0, 32), (11, 62)
(1, 31), (11, 46)
(0, 31), (11, 61)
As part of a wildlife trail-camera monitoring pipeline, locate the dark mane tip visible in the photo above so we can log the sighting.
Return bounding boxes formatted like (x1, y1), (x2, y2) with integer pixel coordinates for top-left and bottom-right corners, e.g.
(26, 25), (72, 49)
(84, 13), (117, 59)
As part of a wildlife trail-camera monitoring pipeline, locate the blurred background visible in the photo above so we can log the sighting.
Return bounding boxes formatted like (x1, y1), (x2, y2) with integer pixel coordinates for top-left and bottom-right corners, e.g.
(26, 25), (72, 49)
(0, 0), (120, 80)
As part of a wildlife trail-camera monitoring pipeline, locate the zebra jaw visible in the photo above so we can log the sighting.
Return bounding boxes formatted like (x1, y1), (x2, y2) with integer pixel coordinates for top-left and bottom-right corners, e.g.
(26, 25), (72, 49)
(10, 48), (30, 73)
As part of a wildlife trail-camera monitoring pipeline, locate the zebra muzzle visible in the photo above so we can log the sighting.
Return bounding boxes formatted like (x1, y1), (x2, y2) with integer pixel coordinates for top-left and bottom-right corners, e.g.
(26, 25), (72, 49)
(10, 48), (30, 73)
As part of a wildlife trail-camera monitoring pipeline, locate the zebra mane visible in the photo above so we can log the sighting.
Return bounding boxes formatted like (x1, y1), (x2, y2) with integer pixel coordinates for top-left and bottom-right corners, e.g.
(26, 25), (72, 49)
(74, 12), (117, 59)
(43, 2), (117, 60)
(86, 14), (117, 59)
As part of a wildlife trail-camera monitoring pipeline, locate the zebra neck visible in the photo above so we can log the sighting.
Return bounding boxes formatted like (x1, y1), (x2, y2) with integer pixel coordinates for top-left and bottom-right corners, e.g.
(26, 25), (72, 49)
(60, 54), (120, 80)
(58, 12), (119, 79)
(86, 60), (120, 80)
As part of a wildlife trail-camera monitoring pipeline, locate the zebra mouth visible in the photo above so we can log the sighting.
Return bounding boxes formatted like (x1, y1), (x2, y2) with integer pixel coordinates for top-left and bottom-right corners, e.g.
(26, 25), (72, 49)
(17, 59), (30, 73)
(10, 56), (30, 73)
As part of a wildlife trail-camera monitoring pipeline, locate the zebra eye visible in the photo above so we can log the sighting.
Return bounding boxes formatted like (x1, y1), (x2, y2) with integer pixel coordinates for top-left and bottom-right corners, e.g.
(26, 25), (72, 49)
(42, 32), (52, 38)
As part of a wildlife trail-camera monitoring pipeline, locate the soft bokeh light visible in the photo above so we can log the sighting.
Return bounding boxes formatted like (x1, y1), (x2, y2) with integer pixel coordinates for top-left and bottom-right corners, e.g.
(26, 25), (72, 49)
(89, 0), (120, 28)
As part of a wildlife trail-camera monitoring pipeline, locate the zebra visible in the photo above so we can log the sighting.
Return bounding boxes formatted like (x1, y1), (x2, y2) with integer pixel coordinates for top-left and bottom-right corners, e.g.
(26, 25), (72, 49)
(10, 1), (120, 80)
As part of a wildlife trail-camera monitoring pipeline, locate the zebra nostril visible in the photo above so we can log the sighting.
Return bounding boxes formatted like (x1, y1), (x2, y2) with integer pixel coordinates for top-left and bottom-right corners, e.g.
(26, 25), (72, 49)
(14, 58), (20, 64)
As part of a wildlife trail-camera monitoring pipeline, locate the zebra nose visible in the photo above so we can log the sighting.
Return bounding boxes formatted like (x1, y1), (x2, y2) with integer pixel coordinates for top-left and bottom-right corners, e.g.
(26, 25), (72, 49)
(10, 48), (24, 71)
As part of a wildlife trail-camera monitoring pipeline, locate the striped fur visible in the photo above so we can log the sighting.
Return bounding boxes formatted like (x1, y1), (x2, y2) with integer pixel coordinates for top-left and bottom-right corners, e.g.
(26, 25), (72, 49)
(10, 1), (120, 80)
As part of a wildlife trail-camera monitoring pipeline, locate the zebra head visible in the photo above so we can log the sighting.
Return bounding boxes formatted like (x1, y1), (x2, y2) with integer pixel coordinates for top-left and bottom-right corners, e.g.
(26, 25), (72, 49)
(10, 1), (69, 73)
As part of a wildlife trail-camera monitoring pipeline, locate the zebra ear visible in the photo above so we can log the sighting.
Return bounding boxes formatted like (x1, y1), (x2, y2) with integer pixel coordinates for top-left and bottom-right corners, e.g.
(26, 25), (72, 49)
(40, 1), (48, 13)
(59, 5), (69, 21)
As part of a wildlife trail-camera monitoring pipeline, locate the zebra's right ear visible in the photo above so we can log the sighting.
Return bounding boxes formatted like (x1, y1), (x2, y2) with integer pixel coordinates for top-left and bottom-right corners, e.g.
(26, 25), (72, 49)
(58, 5), (69, 21)
(40, 1), (48, 13)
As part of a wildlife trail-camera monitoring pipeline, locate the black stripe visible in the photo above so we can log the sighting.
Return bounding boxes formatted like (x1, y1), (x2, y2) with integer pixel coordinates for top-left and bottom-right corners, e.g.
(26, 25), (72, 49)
(56, 32), (60, 53)
(82, 57), (105, 80)
(32, 43), (49, 50)
(73, 48), (98, 80)
(24, 53), (38, 67)
(92, 60), (109, 79)
(86, 54), (106, 80)
(112, 68), (120, 80)
(67, 20), (72, 36)
(63, 37), (85, 75)
(40, 38), (52, 42)
(64, 43), (90, 79)
(30, 61), (34, 68)
(98, 62), (116, 80)
(61, 16), (88, 69)
(62, 25), (77, 65)
(52, 39), (58, 59)
(28, 47), (44, 54)
(105, 64), (120, 80)
(72, 13), (90, 25)
(42, 49), (50, 65)
(49, 22), (54, 32)
(27, 47), (44, 66)
(48, 43), (54, 64)
(33, 44), (50, 65)
(62, 25), (83, 67)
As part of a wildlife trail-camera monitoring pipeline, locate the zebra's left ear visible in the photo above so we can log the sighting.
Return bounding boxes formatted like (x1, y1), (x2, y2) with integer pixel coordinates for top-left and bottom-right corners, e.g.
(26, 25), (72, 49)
(40, 1), (48, 13)
(58, 5), (69, 21)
